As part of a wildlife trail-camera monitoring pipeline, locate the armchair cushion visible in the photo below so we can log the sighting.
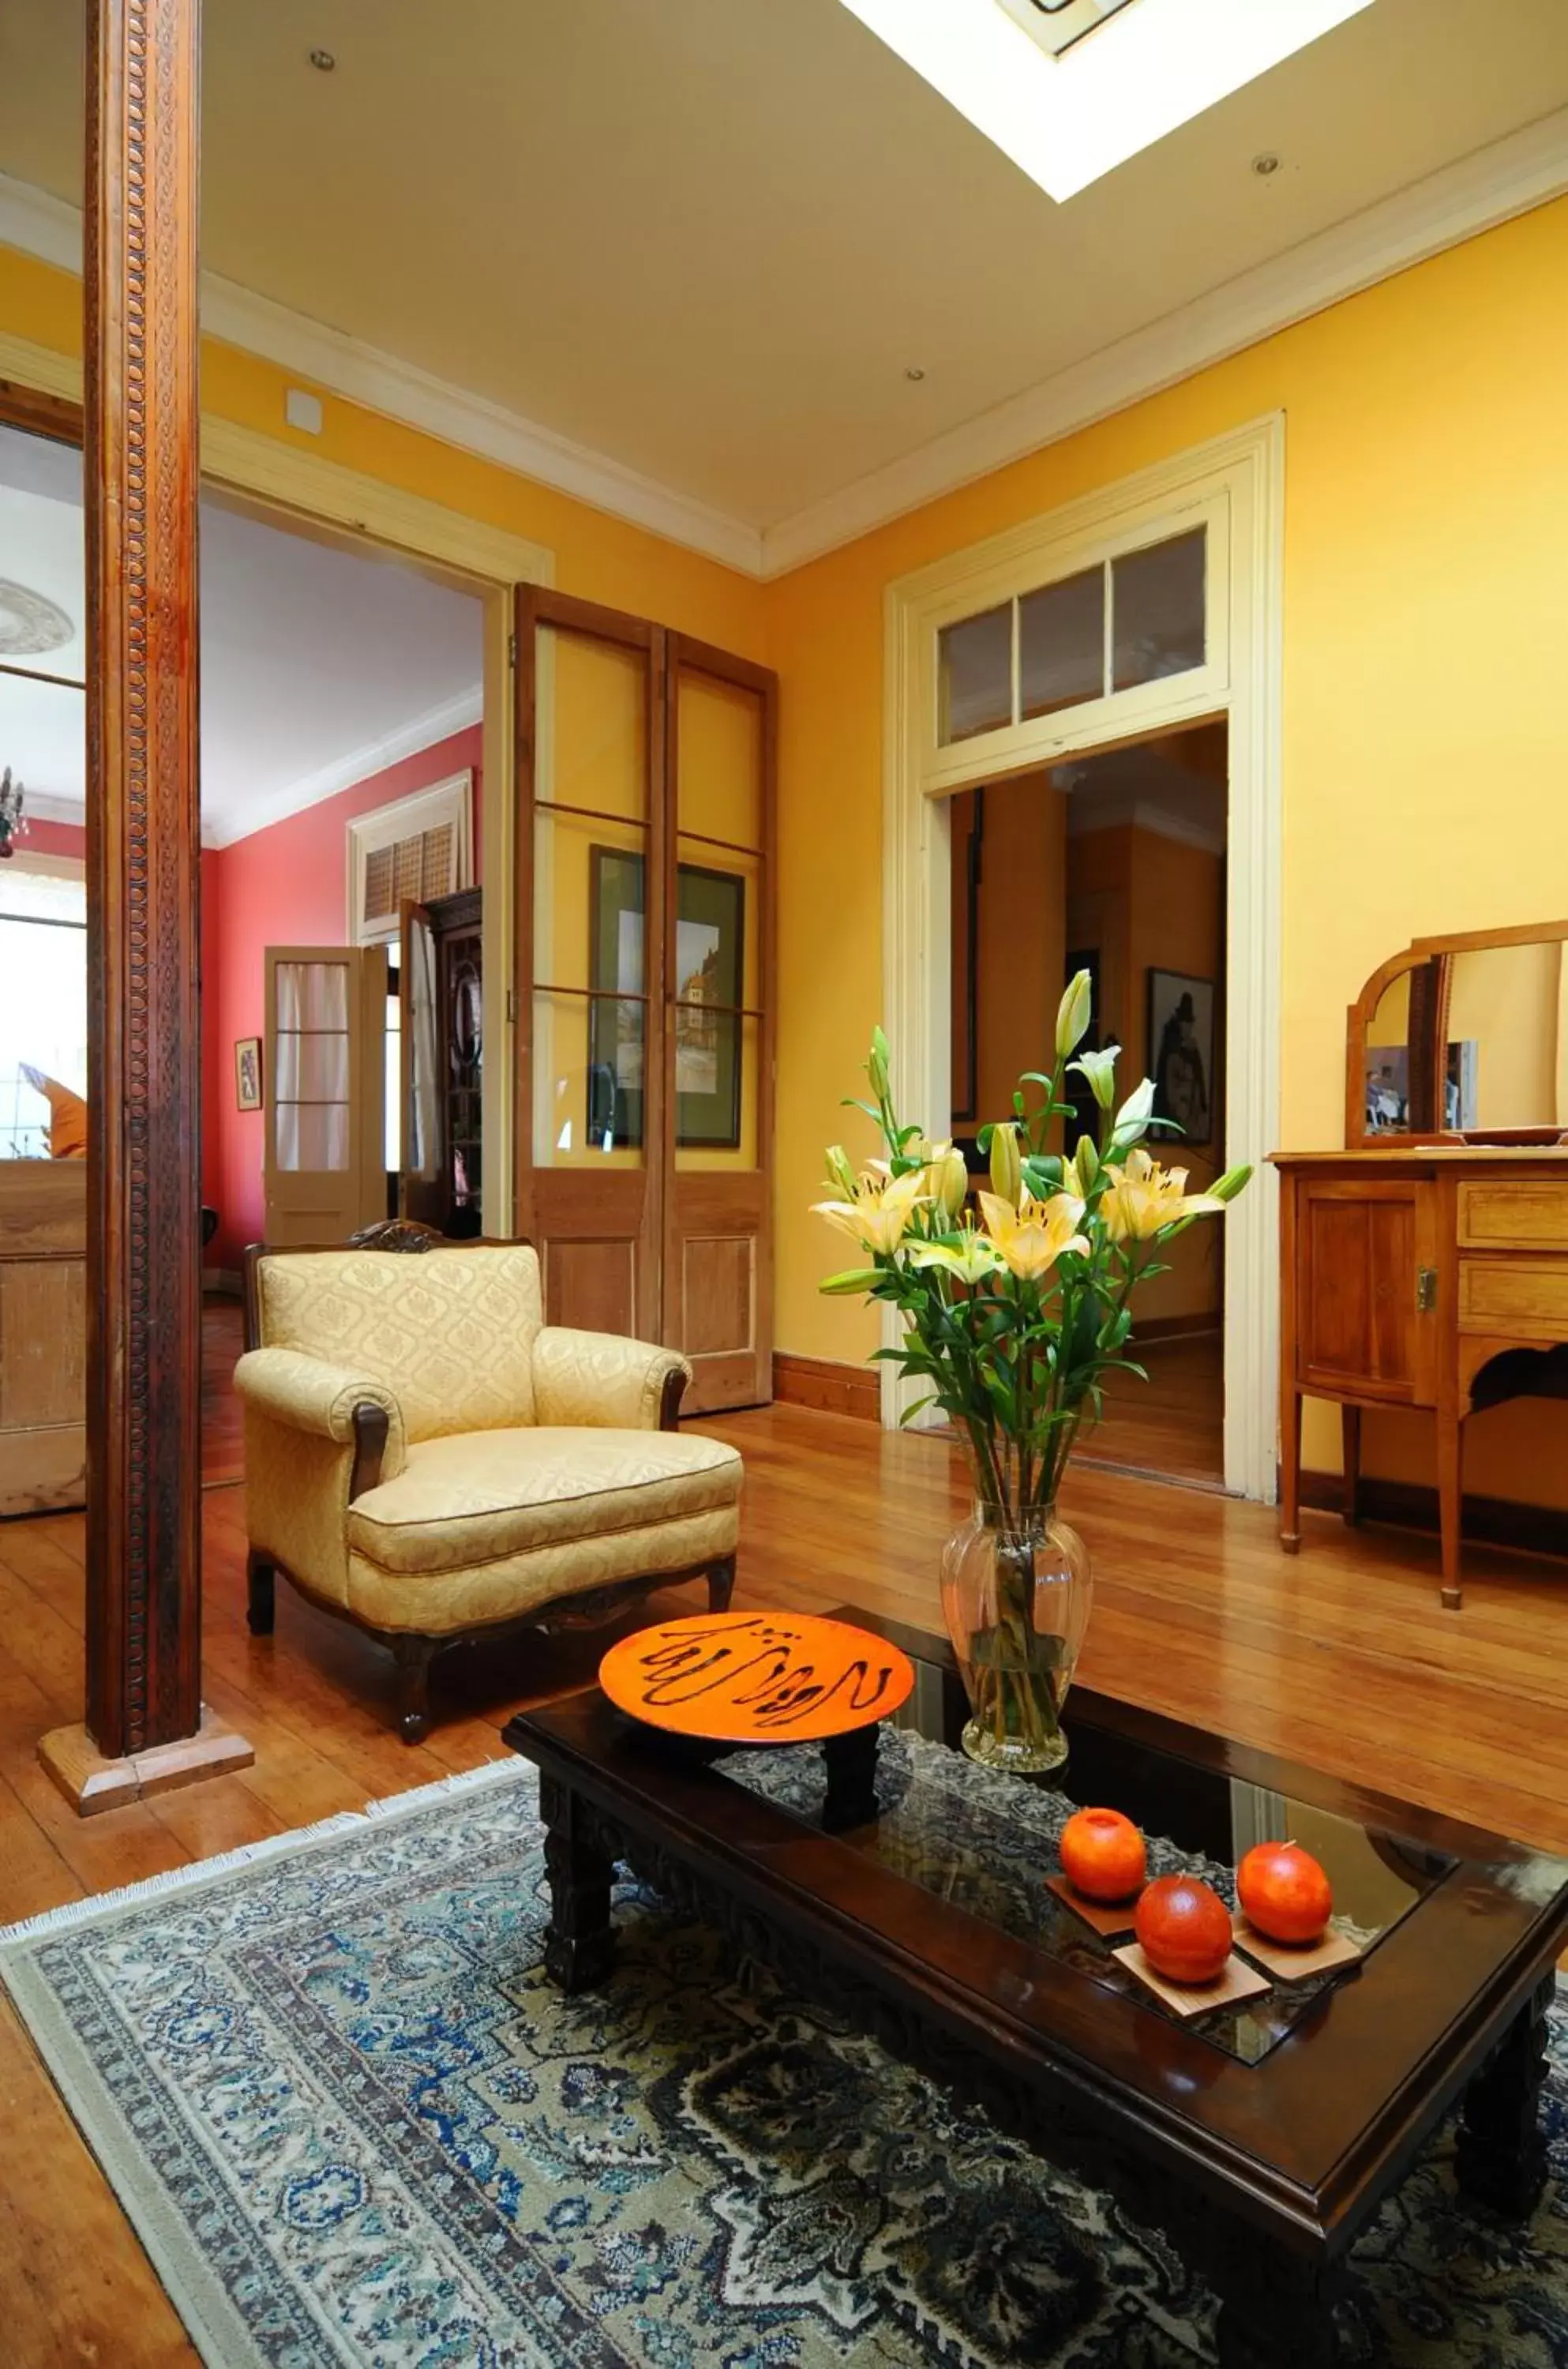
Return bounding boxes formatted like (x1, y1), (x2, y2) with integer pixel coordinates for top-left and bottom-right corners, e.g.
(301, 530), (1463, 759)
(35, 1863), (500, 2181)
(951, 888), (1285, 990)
(234, 1346), (407, 1479)
(345, 1426), (741, 1580)
(532, 1328), (691, 1431)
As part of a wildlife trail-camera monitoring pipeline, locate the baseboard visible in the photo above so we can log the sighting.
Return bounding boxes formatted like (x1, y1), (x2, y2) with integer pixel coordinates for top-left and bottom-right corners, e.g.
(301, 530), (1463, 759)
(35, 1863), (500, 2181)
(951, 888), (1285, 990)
(1299, 1468), (1568, 1564)
(772, 1353), (880, 1422)
(202, 1268), (242, 1299)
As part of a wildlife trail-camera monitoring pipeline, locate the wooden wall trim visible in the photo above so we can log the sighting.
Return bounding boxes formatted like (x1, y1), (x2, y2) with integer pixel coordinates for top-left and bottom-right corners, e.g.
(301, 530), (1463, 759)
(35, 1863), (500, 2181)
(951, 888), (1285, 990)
(772, 1353), (880, 1422)
(1296, 1469), (1568, 1565)
(83, 0), (204, 1757)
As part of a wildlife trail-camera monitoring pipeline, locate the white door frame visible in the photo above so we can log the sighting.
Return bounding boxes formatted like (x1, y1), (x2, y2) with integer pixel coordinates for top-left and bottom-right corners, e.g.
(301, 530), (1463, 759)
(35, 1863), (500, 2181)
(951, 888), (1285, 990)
(881, 414), (1285, 1500)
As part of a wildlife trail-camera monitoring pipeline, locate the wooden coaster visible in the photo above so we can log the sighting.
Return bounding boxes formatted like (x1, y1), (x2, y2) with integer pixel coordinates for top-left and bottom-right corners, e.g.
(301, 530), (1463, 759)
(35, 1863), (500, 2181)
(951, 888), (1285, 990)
(1045, 1873), (1142, 1937)
(1112, 1941), (1271, 2018)
(1231, 1916), (1364, 1981)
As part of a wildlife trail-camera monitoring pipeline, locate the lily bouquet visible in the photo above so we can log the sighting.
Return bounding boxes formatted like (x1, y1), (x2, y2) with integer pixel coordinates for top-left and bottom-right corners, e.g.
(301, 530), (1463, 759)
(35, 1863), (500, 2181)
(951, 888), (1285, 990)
(812, 972), (1249, 1770)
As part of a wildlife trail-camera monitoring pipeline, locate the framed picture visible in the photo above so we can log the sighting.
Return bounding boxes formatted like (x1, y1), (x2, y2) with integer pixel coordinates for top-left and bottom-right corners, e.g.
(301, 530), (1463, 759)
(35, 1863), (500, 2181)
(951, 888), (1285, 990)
(587, 850), (745, 1150)
(1146, 970), (1215, 1146)
(234, 1036), (263, 1113)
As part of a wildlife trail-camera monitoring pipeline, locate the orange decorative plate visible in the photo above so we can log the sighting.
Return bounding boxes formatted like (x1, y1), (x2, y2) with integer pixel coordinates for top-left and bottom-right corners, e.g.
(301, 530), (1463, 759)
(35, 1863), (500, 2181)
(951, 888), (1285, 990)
(598, 1612), (916, 1745)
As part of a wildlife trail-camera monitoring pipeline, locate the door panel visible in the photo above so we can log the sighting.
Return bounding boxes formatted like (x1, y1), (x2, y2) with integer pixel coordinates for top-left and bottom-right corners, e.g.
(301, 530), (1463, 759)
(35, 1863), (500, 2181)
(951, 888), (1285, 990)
(515, 591), (666, 1341)
(399, 899), (446, 1230)
(263, 944), (387, 1246)
(662, 639), (775, 1411)
(1295, 1179), (1438, 1405)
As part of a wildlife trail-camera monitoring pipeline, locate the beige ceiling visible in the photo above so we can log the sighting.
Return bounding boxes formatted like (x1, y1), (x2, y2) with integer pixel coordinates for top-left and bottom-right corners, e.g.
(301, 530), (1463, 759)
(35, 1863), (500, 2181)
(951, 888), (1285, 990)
(2, 0), (1566, 531)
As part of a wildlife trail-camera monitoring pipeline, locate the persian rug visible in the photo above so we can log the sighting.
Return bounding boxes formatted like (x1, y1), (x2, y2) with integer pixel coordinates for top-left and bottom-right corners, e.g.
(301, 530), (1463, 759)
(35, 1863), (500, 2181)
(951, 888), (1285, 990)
(3, 1753), (1568, 2369)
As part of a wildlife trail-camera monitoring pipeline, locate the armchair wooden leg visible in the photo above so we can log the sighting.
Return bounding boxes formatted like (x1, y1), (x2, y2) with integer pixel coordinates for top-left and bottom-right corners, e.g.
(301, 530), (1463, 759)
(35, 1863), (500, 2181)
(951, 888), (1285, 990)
(707, 1556), (737, 1614)
(392, 1635), (438, 1744)
(246, 1552), (276, 1637)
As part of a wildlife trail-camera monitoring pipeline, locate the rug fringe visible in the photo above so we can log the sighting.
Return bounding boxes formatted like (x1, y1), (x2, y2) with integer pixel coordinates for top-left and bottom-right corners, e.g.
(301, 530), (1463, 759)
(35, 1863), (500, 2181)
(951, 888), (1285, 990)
(0, 1755), (534, 1951)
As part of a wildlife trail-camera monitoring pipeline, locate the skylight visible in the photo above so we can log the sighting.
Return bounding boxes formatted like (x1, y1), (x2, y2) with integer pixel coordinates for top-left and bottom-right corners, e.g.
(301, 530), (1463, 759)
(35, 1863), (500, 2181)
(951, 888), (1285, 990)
(837, 0), (1376, 202)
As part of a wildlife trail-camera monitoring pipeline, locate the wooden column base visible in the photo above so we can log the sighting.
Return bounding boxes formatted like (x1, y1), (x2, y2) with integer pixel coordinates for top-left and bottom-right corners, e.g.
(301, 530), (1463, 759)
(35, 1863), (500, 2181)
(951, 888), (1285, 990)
(38, 1708), (254, 1819)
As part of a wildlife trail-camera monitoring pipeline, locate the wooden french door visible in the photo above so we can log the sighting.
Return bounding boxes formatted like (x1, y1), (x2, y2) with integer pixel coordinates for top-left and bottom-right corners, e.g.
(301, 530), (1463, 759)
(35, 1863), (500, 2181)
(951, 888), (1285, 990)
(262, 944), (388, 1245)
(398, 899), (447, 1232)
(513, 592), (775, 1410)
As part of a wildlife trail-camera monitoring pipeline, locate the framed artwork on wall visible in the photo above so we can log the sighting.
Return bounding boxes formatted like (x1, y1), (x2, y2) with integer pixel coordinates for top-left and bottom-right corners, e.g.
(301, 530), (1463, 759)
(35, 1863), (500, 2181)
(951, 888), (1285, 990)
(234, 1035), (263, 1113)
(1146, 969), (1214, 1146)
(588, 849), (745, 1150)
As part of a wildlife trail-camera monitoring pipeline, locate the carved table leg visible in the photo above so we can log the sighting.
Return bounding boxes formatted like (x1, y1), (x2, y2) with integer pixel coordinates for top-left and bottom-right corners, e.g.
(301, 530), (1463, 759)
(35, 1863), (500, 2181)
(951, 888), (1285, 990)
(1215, 2238), (1346, 2369)
(1457, 1974), (1552, 2217)
(823, 1723), (880, 1832)
(540, 1774), (617, 1993)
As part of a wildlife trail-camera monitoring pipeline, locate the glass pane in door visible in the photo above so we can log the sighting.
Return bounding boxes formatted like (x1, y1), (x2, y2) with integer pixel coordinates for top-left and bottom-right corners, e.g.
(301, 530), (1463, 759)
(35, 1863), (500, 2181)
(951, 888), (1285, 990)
(1018, 566), (1105, 718)
(273, 958), (350, 1172)
(938, 604), (1012, 744)
(677, 670), (764, 853)
(1112, 527), (1206, 690)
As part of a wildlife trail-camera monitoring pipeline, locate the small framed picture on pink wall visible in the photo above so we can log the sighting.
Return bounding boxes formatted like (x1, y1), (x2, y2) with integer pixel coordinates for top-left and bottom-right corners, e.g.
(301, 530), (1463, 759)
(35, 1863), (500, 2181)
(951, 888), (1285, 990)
(234, 1037), (263, 1113)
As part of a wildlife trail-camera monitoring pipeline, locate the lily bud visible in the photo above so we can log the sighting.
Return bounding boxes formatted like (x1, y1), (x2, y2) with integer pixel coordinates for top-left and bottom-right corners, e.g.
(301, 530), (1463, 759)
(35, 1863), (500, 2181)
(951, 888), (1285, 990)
(988, 1121), (1022, 1209)
(867, 1027), (891, 1103)
(1210, 1162), (1254, 1203)
(932, 1144), (968, 1218)
(1056, 969), (1093, 1063)
(1072, 1135), (1099, 1198)
(1112, 1076), (1156, 1144)
(824, 1143), (857, 1198)
(819, 1267), (885, 1297)
(1070, 1044), (1119, 1112)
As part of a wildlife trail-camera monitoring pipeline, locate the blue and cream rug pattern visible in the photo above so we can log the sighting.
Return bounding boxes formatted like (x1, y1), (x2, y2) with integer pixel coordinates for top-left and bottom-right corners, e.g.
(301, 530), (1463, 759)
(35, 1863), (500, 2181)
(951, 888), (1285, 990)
(3, 1755), (1568, 2367)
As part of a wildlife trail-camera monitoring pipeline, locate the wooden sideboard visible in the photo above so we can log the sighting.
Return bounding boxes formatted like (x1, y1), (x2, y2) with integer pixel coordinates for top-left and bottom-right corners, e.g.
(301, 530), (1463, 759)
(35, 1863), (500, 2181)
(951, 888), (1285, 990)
(1274, 1147), (1568, 1607)
(0, 1162), (87, 1517)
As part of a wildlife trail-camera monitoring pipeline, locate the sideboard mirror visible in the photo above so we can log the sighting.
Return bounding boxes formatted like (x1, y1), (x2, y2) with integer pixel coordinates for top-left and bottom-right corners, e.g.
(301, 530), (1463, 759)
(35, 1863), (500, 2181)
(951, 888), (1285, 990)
(1347, 922), (1568, 1147)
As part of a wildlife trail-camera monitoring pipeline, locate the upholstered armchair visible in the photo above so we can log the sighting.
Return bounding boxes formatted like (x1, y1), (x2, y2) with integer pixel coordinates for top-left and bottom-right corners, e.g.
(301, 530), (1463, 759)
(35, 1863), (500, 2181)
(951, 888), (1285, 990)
(235, 1235), (742, 1740)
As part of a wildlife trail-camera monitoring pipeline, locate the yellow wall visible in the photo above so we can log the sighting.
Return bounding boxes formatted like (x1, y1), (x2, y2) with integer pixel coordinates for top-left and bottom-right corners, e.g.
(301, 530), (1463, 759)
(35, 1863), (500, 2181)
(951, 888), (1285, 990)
(771, 192), (1568, 1509)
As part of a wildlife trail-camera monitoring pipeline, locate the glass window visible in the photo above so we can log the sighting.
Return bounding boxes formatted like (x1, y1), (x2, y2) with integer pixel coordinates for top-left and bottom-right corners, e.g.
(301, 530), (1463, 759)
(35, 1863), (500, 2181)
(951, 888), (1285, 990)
(1018, 566), (1104, 719)
(0, 871), (87, 1159)
(1112, 527), (1206, 692)
(273, 957), (351, 1173)
(939, 605), (1012, 745)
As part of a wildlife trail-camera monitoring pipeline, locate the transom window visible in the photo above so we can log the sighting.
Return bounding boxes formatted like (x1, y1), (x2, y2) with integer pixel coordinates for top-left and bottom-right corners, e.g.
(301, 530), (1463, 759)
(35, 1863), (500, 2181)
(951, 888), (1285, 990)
(938, 525), (1206, 745)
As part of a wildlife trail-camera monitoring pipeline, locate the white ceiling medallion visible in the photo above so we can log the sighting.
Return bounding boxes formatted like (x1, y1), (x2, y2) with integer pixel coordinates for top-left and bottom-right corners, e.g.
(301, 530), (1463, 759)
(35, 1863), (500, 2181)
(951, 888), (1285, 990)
(0, 578), (73, 657)
(835, 0), (1376, 202)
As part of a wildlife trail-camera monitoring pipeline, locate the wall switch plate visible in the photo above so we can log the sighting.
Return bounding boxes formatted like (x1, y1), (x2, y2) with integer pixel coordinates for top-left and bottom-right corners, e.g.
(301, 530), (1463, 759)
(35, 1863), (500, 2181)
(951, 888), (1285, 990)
(284, 388), (324, 436)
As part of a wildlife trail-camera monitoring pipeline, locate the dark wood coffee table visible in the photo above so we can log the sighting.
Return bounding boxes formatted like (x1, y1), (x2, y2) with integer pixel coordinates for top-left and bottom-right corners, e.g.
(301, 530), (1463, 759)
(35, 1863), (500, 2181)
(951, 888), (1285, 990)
(501, 1609), (1568, 2368)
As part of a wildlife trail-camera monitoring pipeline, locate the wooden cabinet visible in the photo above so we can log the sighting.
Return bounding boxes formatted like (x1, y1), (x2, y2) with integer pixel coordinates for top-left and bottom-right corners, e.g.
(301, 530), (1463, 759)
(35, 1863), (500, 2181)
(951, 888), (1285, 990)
(0, 1163), (87, 1515)
(1276, 1149), (1568, 1606)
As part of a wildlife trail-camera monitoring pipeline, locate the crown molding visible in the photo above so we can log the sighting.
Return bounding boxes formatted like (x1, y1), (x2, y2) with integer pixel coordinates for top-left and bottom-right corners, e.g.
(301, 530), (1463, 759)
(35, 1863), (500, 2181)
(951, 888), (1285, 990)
(15, 789), (85, 830)
(0, 172), (764, 580)
(758, 105), (1568, 575)
(5, 104), (1566, 587)
(1067, 790), (1227, 856)
(204, 685), (485, 850)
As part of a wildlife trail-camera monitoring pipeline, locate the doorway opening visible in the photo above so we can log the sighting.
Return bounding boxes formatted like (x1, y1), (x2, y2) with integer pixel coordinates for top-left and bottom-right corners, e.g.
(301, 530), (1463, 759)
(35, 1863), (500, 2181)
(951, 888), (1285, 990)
(948, 716), (1229, 1488)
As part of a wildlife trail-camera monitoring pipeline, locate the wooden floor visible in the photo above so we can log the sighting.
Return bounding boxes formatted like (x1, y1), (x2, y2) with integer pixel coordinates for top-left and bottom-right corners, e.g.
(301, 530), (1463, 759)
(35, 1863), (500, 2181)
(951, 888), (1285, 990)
(1075, 1329), (1224, 1486)
(5, 1316), (1568, 2363)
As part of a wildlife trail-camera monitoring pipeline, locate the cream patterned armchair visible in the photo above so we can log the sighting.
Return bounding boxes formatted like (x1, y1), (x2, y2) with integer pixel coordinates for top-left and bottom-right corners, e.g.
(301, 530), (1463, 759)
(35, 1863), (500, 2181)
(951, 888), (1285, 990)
(236, 1233), (742, 1741)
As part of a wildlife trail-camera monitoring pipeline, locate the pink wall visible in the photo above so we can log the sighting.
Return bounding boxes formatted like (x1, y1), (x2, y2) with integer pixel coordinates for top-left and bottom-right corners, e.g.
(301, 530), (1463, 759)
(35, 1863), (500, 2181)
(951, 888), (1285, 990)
(204, 726), (482, 1267)
(17, 817), (87, 862)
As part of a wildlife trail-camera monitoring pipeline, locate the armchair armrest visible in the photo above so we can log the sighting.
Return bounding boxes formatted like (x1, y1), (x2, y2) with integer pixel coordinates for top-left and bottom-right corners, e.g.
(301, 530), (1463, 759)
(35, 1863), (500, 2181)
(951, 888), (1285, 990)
(532, 1328), (692, 1432)
(234, 1347), (407, 1487)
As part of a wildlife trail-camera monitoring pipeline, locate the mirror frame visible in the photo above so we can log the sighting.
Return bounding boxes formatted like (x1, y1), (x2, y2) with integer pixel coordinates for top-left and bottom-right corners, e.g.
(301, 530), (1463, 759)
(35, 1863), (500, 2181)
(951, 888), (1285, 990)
(1346, 918), (1568, 1148)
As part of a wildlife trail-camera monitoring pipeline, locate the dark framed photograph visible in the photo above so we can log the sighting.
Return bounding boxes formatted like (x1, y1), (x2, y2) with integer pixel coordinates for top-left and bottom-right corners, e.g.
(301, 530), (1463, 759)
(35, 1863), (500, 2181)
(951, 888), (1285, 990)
(587, 849), (745, 1150)
(234, 1035), (263, 1113)
(1146, 969), (1215, 1146)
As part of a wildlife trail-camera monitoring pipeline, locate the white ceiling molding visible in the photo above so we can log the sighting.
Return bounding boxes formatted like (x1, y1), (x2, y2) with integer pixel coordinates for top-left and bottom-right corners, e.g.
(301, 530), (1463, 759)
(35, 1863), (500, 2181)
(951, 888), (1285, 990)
(204, 684), (484, 850)
(0, 172), (764, 580)
(17, 685), (486, 850)
(1067, 790), (1227, 856)
(4, 103), (1566, 584)
(759, 105), (1568, 575)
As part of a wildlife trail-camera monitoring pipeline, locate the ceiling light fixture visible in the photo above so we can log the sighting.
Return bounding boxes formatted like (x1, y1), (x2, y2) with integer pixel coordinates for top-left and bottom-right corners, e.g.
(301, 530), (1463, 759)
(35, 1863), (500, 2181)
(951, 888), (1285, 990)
(308, 47), (336, 72)
(905, 366), (928, 381)
(1252, 151), (1282, 176)
(834, 0), (1375, 202)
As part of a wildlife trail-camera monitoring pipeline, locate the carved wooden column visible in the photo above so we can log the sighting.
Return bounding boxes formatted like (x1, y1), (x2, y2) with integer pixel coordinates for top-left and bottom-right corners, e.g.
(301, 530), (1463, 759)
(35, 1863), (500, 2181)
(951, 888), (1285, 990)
(39, 0), (251, 1811)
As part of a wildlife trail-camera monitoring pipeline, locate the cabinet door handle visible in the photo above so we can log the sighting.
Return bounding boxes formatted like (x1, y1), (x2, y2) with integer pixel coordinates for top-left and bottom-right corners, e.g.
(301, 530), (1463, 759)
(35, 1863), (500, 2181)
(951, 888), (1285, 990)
(1416, 1266), (1438, 1312)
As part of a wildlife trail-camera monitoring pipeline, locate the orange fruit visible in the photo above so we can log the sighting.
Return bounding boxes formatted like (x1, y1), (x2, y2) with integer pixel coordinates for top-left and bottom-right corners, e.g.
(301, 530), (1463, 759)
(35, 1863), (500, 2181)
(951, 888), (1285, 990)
(1236, 1842), (1333, 1945)
(1135, 1875), (1232, 1986)
(1060, 1807), (1147, 1904)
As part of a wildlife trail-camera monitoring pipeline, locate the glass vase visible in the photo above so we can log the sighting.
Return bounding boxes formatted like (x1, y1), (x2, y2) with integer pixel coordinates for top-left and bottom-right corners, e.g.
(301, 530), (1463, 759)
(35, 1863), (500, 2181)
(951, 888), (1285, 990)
(939, 1456), (1092, 1774)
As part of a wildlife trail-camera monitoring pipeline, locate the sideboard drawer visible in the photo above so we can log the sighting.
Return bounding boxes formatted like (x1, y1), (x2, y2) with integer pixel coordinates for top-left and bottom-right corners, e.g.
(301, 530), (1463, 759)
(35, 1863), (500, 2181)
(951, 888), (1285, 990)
(1458, 1256), (1568, 1335)
(1458, 1180), (1568, 1252)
